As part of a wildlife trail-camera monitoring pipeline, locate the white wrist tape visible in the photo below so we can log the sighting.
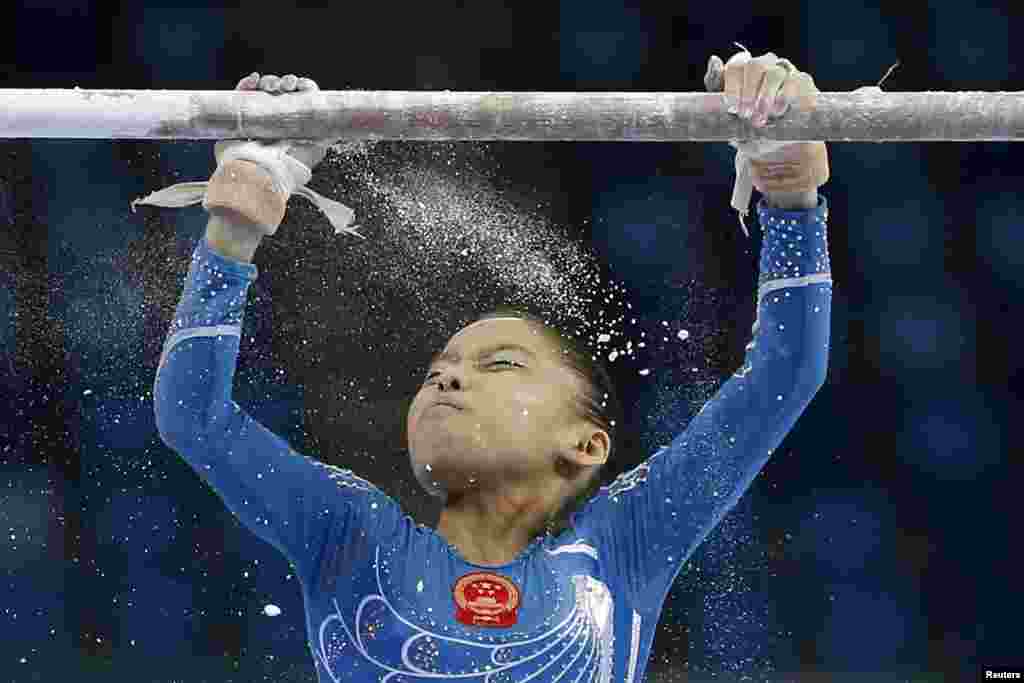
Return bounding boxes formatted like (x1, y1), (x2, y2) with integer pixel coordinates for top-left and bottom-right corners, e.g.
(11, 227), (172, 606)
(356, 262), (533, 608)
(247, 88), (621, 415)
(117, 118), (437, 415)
(131, 140), (363, 240)
(729, 138), (800, 238)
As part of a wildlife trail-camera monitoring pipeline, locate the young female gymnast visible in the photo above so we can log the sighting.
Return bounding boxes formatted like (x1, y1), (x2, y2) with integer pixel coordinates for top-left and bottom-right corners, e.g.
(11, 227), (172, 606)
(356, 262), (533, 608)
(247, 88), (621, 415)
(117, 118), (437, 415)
(147, 48), (832, 682)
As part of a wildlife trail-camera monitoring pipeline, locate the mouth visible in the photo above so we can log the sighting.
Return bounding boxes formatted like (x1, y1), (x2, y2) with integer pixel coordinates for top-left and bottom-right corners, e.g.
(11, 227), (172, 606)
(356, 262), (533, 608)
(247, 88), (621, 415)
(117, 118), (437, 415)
(431, 400), (462, 411)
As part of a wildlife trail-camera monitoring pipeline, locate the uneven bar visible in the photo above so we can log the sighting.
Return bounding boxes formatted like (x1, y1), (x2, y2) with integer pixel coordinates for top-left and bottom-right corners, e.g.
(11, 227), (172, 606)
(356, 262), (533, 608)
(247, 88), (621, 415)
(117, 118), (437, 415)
(0, 88), (1022, 141)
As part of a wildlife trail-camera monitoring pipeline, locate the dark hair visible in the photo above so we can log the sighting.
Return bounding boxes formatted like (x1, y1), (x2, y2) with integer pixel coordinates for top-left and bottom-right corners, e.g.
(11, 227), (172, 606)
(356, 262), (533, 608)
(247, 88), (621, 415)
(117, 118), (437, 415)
(471, 307), (624, 535)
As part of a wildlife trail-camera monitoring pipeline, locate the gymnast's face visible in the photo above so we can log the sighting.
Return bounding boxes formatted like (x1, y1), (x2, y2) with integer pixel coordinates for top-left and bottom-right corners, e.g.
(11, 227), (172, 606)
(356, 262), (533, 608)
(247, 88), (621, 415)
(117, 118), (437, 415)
(406, 318), (585, 498)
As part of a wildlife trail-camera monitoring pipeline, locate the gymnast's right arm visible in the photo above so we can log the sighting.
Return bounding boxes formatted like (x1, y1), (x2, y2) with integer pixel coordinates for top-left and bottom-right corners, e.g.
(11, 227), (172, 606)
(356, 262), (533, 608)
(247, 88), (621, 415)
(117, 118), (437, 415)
(152, 178), (401, 584)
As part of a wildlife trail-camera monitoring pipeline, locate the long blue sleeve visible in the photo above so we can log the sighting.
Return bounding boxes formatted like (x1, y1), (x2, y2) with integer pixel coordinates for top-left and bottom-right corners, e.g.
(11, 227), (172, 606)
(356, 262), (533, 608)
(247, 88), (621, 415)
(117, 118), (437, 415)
(574, 195), (832, 615)
(152, 236), (408, 587)
(151, 195), (833, 683)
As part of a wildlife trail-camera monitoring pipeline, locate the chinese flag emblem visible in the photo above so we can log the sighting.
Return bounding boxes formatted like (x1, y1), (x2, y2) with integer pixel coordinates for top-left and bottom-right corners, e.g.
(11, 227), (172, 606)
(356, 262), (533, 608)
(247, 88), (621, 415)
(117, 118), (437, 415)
(452, 572), (521, 627)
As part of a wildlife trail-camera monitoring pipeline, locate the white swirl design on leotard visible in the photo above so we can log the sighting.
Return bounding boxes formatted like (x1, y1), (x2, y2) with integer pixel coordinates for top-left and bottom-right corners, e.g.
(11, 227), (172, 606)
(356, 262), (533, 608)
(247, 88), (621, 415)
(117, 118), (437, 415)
(316, 547), (615, 682)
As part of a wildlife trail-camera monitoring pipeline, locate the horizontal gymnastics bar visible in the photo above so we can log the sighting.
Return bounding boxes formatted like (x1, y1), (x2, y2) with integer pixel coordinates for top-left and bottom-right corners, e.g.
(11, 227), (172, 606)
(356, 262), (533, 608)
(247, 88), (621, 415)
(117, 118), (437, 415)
(0, 89), (1022, 141)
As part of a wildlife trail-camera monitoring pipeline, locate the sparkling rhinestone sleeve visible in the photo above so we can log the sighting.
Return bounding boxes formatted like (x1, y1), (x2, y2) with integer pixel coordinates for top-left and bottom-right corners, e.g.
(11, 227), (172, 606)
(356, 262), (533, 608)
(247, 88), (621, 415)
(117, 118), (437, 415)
(572, 194), (832, 609)
(755, 194), (831, 298)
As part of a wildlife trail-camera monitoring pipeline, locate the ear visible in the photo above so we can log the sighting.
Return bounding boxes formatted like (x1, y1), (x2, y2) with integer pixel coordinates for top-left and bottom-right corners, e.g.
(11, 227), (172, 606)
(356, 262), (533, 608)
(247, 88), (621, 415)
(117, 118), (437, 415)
(563, 428), (610, 468)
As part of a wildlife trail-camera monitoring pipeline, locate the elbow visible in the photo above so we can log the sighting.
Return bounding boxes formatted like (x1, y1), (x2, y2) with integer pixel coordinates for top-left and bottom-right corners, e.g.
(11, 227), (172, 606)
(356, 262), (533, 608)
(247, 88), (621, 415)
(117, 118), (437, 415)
(155, 401), (189, 451)
(811, 356), (830, 392)
(153, 373), (176, 446)
(794, 359), (828, 397)
(155, 406), (208, 454)
(153, 374), (203, 451)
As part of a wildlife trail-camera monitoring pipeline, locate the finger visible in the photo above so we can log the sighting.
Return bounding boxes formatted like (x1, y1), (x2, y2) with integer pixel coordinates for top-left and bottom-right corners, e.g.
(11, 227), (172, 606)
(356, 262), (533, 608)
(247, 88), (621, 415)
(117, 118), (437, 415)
(722, 50), (751, 113)
(746, 54), (787, 118)
(280, 74), (299, 91)
(740, 61), (768, 119)
(753, 65), (789, 125)
(768, 59), (797, 117)
(704, 55), (725, 93)
(236, 72), (260, 90)
(259, 74), (281, 92)
(297, 77), (319, 91)
(778, 72), (819, 113)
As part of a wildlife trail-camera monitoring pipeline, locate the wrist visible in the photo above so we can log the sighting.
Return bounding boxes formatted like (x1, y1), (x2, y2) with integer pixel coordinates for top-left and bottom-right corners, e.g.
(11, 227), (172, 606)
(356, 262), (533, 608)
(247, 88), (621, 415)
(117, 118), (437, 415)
(202, 158), (287, 235)
(749, 142), (830, 207)
(205, 212), (264, 263)
(763, 189), (819, 210)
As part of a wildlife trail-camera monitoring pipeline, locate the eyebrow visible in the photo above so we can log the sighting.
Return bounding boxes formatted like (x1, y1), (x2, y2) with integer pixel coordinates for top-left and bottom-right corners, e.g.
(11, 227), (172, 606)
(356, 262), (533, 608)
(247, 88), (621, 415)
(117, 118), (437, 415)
(429, 343), (538, 369)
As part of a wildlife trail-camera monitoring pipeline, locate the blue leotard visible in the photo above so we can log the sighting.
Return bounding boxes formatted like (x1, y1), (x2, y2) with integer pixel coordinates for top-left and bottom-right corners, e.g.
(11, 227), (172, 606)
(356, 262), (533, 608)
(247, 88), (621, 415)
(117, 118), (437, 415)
(154, 195), (832, 682)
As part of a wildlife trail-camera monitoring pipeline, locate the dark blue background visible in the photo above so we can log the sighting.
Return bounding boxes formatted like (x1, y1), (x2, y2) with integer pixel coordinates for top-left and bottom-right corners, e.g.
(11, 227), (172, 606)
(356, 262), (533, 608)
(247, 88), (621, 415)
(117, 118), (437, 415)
(1, 1), (1021, 681)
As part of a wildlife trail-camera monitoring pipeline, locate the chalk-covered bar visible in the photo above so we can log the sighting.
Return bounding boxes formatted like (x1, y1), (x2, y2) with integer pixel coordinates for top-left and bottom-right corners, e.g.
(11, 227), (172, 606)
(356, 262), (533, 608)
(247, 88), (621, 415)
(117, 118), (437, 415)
(0, 88), (1022, 141)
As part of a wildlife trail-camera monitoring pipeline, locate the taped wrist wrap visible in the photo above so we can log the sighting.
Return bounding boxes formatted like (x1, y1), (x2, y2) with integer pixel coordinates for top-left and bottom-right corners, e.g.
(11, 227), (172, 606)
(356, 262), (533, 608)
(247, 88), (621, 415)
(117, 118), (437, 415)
(204, 158), (287, 232)
(730, 140), (829, 238)
(749, 142), (830, 194)
(130, 140), (364, 240)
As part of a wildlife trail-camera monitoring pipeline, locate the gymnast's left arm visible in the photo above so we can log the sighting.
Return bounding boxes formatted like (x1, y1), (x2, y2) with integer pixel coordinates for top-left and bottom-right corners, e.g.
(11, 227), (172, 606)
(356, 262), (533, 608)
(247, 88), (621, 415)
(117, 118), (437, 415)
(573, 50), (833, 608)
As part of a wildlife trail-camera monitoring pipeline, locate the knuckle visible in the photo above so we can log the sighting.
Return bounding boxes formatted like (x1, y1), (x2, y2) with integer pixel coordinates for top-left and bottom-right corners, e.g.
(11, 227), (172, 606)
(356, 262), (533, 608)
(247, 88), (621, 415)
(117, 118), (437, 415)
(724, 66), (745, 89)
(725, 52), (746, 67)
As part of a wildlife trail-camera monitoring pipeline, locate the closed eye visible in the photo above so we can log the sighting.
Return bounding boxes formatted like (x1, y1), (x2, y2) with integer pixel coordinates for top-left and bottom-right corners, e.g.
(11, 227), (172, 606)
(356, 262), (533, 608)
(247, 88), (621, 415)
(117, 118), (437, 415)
(423, 359), (523, 383)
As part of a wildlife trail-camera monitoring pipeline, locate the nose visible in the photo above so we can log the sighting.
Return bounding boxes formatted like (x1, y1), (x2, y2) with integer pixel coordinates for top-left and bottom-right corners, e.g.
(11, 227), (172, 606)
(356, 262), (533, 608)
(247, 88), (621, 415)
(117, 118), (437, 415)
(436, 372), (461, 392)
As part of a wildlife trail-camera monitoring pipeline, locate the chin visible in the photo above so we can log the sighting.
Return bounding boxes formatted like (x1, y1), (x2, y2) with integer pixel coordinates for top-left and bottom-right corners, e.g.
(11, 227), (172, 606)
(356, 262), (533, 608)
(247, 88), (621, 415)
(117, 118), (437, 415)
(410, 457), (484, 502)
(410, 423), (511, 495)
(410, 437), (472, 494)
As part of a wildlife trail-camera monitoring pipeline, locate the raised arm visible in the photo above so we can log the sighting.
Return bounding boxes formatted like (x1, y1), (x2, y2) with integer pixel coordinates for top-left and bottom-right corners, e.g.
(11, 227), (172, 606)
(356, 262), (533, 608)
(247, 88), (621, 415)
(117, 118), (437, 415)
(575, 51), (833, 608)
(149, 73), (399, 584)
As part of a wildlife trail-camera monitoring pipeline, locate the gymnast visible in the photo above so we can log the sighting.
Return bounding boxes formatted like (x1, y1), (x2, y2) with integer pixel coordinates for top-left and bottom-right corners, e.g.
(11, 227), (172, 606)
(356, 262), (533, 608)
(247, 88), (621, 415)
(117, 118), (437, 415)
(147, 48), (832, 682)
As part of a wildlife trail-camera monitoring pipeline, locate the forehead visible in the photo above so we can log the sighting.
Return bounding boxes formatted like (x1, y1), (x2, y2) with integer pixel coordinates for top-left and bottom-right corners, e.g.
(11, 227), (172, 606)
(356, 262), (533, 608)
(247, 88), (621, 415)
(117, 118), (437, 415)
(438, 318), (583, 392)
(446, 318), (547, 355)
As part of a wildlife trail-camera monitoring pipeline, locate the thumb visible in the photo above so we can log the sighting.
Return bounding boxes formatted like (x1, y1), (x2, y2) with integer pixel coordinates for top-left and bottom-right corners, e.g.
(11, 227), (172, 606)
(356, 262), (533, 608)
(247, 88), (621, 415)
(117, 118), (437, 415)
(704, 55), (725, 93)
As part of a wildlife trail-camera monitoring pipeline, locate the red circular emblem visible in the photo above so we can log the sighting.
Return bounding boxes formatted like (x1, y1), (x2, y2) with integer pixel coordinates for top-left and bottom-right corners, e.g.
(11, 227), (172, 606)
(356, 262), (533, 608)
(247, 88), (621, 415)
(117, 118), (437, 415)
(452, 572), (521, 627)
